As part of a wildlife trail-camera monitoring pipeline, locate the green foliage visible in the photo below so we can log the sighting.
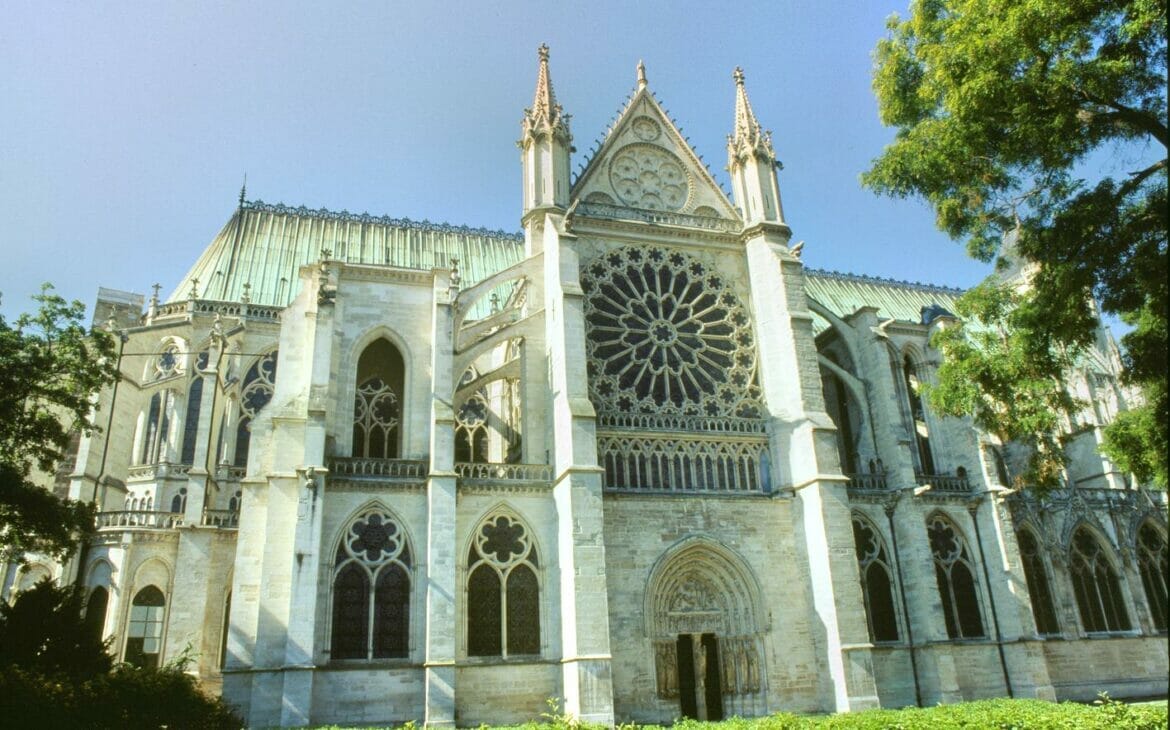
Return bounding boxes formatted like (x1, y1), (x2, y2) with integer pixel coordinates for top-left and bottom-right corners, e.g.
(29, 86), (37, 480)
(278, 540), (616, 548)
(0, 579), (242, 729)
(301, 697), (1168, 730)
(0, 284), (120, 561)
(0, 664), (243, 730)
(0, 578), (113, 681)
(864, 0), (1168, 488)
(927, 282), (1082, 489)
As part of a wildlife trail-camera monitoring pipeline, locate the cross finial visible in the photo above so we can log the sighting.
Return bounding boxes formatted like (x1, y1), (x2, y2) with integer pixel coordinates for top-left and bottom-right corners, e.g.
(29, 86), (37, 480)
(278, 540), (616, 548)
(238, 173), (247, 207)
(637, 59), (647, 90)
(150, 282), (162, 303)
(189, 277), (200, 300)
(538, 43), (549, 62)
(733, 66), (745, 86)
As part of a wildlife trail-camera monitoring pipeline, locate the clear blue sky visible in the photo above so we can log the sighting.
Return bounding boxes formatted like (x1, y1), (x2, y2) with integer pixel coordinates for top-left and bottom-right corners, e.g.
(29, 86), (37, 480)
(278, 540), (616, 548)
(0, 1), (994, 318)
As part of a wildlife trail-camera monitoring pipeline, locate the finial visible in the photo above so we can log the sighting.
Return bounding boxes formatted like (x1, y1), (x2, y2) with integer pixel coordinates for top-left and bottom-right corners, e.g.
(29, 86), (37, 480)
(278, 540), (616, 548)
(637, 59), (647, 90)
(241, 282), (251, 304)
(188, 277), (200, 300)
(150, 282), (161, 306)
(538, 43), (549, 63)
(733, 66), (745, 86)
(522, 43), (570, 143)
(238, 173), (247, 207)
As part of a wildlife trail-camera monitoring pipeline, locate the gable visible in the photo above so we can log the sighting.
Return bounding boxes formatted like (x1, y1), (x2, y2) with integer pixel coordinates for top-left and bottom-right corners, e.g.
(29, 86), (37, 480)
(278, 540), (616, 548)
(571, 90), (738, 220)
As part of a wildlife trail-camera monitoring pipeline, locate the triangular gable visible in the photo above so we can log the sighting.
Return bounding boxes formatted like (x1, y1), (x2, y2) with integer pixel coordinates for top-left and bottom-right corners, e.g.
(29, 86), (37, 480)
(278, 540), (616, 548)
(571, 89), (739, 220)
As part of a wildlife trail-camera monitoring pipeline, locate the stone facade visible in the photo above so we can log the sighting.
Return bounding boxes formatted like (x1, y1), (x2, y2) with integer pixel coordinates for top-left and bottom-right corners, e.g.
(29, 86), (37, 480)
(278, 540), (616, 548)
(5, 48), (1167, 727)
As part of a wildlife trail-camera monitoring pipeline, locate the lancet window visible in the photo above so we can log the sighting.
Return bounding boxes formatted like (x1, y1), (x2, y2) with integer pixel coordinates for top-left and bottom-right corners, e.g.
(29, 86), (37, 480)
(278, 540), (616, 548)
(352, 339), (404, 458)
(234, 351), (277, 468)
(124, 585), (166, 669)
(927, 515), (985, 639)
(330, 509), (412, 660)
(179, 351), (208, 465)
(138, 390), (177, 465)
(1016, 529), (1060, 635)
(1137, 522), (1168, 632)
(852, 515), (899, 642)
(84, 586), (109, 643)
(902, 354), (936, 476)
(466, 512), (540, 657)
(1069, 527), (1131, 633)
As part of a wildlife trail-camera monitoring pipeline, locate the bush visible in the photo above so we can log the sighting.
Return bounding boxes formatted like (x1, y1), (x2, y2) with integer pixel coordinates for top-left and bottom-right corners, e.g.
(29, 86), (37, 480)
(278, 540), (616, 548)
(0, 663), (242, 730)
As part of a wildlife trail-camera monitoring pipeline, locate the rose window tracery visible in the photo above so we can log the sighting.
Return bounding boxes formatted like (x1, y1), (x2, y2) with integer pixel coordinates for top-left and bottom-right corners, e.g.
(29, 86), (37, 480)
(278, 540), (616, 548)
(582, 246), (762, 420)
(608, 144), (692, 211)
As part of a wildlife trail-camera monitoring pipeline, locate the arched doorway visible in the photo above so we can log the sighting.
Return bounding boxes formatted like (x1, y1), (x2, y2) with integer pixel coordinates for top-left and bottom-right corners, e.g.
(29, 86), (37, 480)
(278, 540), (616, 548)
(645, 539), (766, 720)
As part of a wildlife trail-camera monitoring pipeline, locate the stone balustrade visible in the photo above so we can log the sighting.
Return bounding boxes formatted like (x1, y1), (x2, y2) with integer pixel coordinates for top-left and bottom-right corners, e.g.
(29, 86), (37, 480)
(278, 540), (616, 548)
(96, 510), (184, 529)
(454, 462), (554, 483)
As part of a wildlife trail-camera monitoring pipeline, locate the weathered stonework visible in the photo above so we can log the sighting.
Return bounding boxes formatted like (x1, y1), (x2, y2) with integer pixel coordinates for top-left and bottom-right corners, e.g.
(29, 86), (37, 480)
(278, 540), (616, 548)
(6, 48), (1166, 728)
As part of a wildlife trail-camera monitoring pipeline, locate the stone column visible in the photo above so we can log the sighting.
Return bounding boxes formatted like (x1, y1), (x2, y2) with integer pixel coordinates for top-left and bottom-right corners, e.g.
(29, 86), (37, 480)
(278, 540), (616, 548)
(743, 229), (879, 712)
(425, 269), (458, 728)
(543, 214), (615, 725)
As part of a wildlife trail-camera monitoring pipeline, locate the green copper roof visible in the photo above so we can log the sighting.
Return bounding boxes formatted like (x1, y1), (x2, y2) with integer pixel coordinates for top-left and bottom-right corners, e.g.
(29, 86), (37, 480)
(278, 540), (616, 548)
(804, 269), (965, 334)
(170, 201), (968, 333)
(168, 200), (525, 307)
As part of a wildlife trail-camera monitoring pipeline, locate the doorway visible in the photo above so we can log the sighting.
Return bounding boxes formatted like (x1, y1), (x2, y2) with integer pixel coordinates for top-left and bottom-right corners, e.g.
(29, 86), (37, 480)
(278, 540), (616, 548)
(676, 633), (723, 721)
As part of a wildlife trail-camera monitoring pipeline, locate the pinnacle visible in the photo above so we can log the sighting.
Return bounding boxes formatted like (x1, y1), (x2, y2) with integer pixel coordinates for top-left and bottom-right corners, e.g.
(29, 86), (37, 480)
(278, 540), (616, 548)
(729, 66), (775, 162)
(522, 43), (570, 142)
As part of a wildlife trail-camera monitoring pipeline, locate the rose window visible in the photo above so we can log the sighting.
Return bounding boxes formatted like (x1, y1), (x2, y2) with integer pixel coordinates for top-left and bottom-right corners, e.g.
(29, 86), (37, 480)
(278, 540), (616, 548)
(608, 144), (692, 212)
(582, 246), (762, 420)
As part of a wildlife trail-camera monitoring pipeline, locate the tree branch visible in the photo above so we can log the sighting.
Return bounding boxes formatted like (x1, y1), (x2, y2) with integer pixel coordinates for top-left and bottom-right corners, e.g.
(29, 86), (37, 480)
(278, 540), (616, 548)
(1076, 88), (1169, 147)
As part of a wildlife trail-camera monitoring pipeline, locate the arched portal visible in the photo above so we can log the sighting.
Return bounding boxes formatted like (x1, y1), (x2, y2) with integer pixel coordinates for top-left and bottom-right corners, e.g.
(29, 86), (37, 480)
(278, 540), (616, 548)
(645, 539), (766, 720)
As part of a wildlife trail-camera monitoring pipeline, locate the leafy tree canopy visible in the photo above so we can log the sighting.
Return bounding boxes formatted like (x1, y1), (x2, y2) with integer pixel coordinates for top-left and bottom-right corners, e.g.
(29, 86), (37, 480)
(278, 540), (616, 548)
(0, 285), (120, 561)
(864, 0), (1167, 488)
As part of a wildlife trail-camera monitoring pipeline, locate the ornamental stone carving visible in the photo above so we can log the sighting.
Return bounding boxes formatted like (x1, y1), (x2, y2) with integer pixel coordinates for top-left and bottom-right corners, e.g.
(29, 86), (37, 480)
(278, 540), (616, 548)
(608, 144), (692, 212)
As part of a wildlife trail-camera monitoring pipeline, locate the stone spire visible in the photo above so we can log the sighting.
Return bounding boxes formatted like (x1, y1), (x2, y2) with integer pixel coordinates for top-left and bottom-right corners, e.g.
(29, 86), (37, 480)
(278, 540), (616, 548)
(727, 66), (785, 227)
(520, 44), (572, 217)
(522, 43), (571, 143)
(728, 67), (776, 163)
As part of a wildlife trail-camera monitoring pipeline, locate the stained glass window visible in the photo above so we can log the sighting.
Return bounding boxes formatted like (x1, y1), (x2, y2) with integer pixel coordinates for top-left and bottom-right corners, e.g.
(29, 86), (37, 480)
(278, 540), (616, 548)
(466, 512), (540, 657)
(928, 515), (985, 639)
(1069, 527), (1131, 633)
(1016, 529), (1060, 635)
(852, 515), (900, 642)
(1137, 522), (1168, 632)
(330, 509), (412, 661)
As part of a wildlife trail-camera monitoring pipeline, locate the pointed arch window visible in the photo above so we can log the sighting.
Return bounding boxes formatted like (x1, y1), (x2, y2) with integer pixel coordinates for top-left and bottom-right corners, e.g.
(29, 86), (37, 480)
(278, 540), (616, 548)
(352, 339), (404, 458)
(454, 366), (523, 465)
(928, 515), (985, 639)
(1070, 527), (1131, 633)
(1016, 529), (1060, 635)
(84, 586), (109, 643)
(1137, 522), (1168, 632)
(139, 390), (176, 465)
(125, 585), (166, 668)
(902, 354), (936, 475)
(234, 351), (277, 468)
(179, 352), (208, 465)
(330, 509), (412, 660)
(852, 515), (900, 641)
(467, 512), (540, 657)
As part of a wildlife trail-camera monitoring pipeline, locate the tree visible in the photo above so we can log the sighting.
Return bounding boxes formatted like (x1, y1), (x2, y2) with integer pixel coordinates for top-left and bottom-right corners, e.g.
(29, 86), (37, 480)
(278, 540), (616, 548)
(863, 0), (1167, 488)
(0, 578), (113, 680)
(0, 285), (120, 561)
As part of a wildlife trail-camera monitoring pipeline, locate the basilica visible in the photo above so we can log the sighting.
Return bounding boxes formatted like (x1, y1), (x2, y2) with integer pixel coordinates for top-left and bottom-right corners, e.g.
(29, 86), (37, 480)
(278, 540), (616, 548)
(6, 47), (1167, 727)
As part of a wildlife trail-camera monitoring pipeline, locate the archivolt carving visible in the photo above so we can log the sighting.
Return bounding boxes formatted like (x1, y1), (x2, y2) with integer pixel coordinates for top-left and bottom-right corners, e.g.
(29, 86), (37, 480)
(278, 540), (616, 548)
(646, 540), (765, 701)
(645, 538), (764, 639)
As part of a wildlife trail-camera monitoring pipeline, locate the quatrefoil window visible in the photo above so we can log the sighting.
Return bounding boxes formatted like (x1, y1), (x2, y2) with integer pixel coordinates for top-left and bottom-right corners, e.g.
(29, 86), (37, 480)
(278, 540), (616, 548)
(582, 245), (762, 419)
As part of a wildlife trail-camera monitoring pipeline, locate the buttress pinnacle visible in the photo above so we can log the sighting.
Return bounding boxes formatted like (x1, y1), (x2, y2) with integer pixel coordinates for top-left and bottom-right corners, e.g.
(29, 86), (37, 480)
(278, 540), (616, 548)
(728, 66), (775, 162)
(522, 44), (570, 142)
